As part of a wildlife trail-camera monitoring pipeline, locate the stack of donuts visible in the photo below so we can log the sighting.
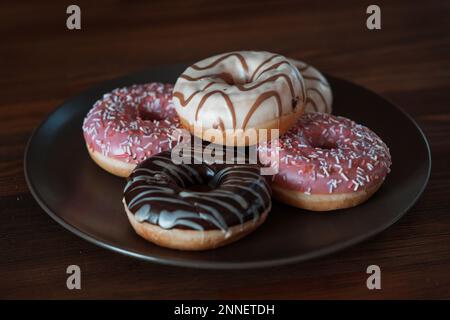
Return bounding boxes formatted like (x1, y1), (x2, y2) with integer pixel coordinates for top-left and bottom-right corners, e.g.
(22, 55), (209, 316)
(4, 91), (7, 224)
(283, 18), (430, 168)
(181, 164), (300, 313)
(83, 51), (391, 251)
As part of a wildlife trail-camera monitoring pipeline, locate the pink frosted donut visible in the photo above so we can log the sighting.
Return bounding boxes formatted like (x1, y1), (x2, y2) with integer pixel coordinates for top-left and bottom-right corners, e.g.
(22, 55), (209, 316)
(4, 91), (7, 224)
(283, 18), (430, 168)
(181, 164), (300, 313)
(82, 83), (181, 177)
(259, 112), (392, 211)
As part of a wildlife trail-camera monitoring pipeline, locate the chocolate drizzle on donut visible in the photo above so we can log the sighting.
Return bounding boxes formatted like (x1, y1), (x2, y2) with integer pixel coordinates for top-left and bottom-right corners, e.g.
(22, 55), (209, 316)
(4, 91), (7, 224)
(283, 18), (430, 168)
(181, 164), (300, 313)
(173, 51), (306, 130)
(123, 150), (272, 233)
(173, 82), (215, 106)
(303, 75), (331, 88)
(307, 88), (328, 112)
(288, 59), (333, 114)
(195, 90), (237, 129)
(242, 91), (282, 130)
(191, 52), (249, 74)
(179, 72), (235, 84)
(249, 54), (282, 81)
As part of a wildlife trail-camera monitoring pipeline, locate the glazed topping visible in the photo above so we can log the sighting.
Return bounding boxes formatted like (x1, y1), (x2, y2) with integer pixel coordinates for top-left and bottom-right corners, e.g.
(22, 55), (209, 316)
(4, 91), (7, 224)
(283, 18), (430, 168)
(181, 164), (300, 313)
(123, 150), (272, 232)
(258, 113), (392, 194)
(288, 59), (333, 114)
(173, 51), (306, 131)
(82, 83), (181, 163)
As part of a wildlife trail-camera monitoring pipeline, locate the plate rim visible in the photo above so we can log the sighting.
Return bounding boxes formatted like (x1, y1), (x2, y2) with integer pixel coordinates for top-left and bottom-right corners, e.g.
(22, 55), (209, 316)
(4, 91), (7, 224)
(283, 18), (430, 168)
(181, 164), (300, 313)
(23, 71), (432, 270)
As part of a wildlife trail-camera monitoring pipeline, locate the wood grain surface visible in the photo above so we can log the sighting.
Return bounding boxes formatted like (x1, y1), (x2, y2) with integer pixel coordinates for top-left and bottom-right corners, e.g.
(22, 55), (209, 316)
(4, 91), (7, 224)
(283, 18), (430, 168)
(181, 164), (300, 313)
(1, 0), (450, 299)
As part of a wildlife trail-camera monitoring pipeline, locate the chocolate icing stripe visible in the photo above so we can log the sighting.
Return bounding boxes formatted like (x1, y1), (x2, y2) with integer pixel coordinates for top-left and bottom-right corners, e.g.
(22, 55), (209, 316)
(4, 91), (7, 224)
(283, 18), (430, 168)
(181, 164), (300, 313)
(256, 61), (294, 80)
(297, 64), (310, 72)
(214, 166), (261, 181)
(236, 74), (298, 102)
(288, 58), (333, 114)
(188, 190), (248, 209)
(213, 118), (225, 131)
(124, 176), (172, 192)
(249, 54), (282, 82)
(250, 204), (261, 223)
(229, 176), (271, 200)
(130, 197), (192, 210)
(178, 164), (204, 183)
(177, 73), (298, 103)
(179, 78), (298, 131)
(128, 189), (174, 208)
(151, 154), (208, 179)
(179, 73), (235, 84)
(221, 184), (266, 207)
(255, 60), (305, 103)
(242, 91), (282, 129)
(190, 52), (249, 74)
(216, 168), (267, 191)
(195, 203), (228, 228)
(204, 191), (248, 208)
(127, 185), (172, 193)
(198, 209), (228, 231)
(152, 159), (196, 184)
(133, 168), (166, 175)
(224, 178), (271, 202)
(180, 191), (244, 224)
(305, 97), (319, 112)
(142, 161), (186, 186)
(195, 90), (237, 129)
(175, 219), (204, 231)
(303, 75), (330, 88)
(219, 169), (262, 180)
(308, 87), (328, 111)
(173, 82), (215, 107)
(174, 74), (303, 116)
(157, 210), (204, 230)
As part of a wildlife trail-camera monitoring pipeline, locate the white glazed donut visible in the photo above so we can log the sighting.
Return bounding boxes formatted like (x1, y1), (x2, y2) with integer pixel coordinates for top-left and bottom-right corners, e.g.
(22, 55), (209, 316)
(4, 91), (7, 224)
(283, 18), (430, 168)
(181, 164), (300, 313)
(173, 51), (307, 146)
(288, 59), (333, 114)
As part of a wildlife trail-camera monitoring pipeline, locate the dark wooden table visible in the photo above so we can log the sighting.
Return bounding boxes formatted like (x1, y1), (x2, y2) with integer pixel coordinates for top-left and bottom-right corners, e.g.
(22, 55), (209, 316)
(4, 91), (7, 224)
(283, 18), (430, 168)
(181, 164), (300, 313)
(1, 0), (449, 299)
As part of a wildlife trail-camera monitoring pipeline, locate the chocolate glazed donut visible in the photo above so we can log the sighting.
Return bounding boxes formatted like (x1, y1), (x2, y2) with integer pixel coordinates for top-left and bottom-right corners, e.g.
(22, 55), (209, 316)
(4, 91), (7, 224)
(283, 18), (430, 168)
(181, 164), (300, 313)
(123, 150), (272, 250)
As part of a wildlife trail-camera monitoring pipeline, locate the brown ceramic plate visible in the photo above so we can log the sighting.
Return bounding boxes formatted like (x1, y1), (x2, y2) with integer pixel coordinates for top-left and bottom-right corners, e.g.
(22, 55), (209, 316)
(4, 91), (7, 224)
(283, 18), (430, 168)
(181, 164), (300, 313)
(24, 64), (431, 269)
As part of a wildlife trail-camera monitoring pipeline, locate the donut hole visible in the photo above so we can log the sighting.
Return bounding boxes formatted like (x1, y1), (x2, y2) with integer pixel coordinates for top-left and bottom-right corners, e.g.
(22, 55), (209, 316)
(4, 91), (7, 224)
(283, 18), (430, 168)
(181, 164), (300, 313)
(137, 104), (166, 121)
(313, 141), (336, 150)
(137, 108), (164, 121)
(307, 136), (338, 151)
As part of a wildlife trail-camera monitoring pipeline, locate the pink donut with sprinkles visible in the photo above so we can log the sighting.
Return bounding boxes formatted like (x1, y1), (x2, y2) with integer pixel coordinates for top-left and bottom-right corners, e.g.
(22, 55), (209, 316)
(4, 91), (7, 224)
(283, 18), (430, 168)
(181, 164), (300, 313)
(259, 112), (392, 211)
(82, 83), (181, 177)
